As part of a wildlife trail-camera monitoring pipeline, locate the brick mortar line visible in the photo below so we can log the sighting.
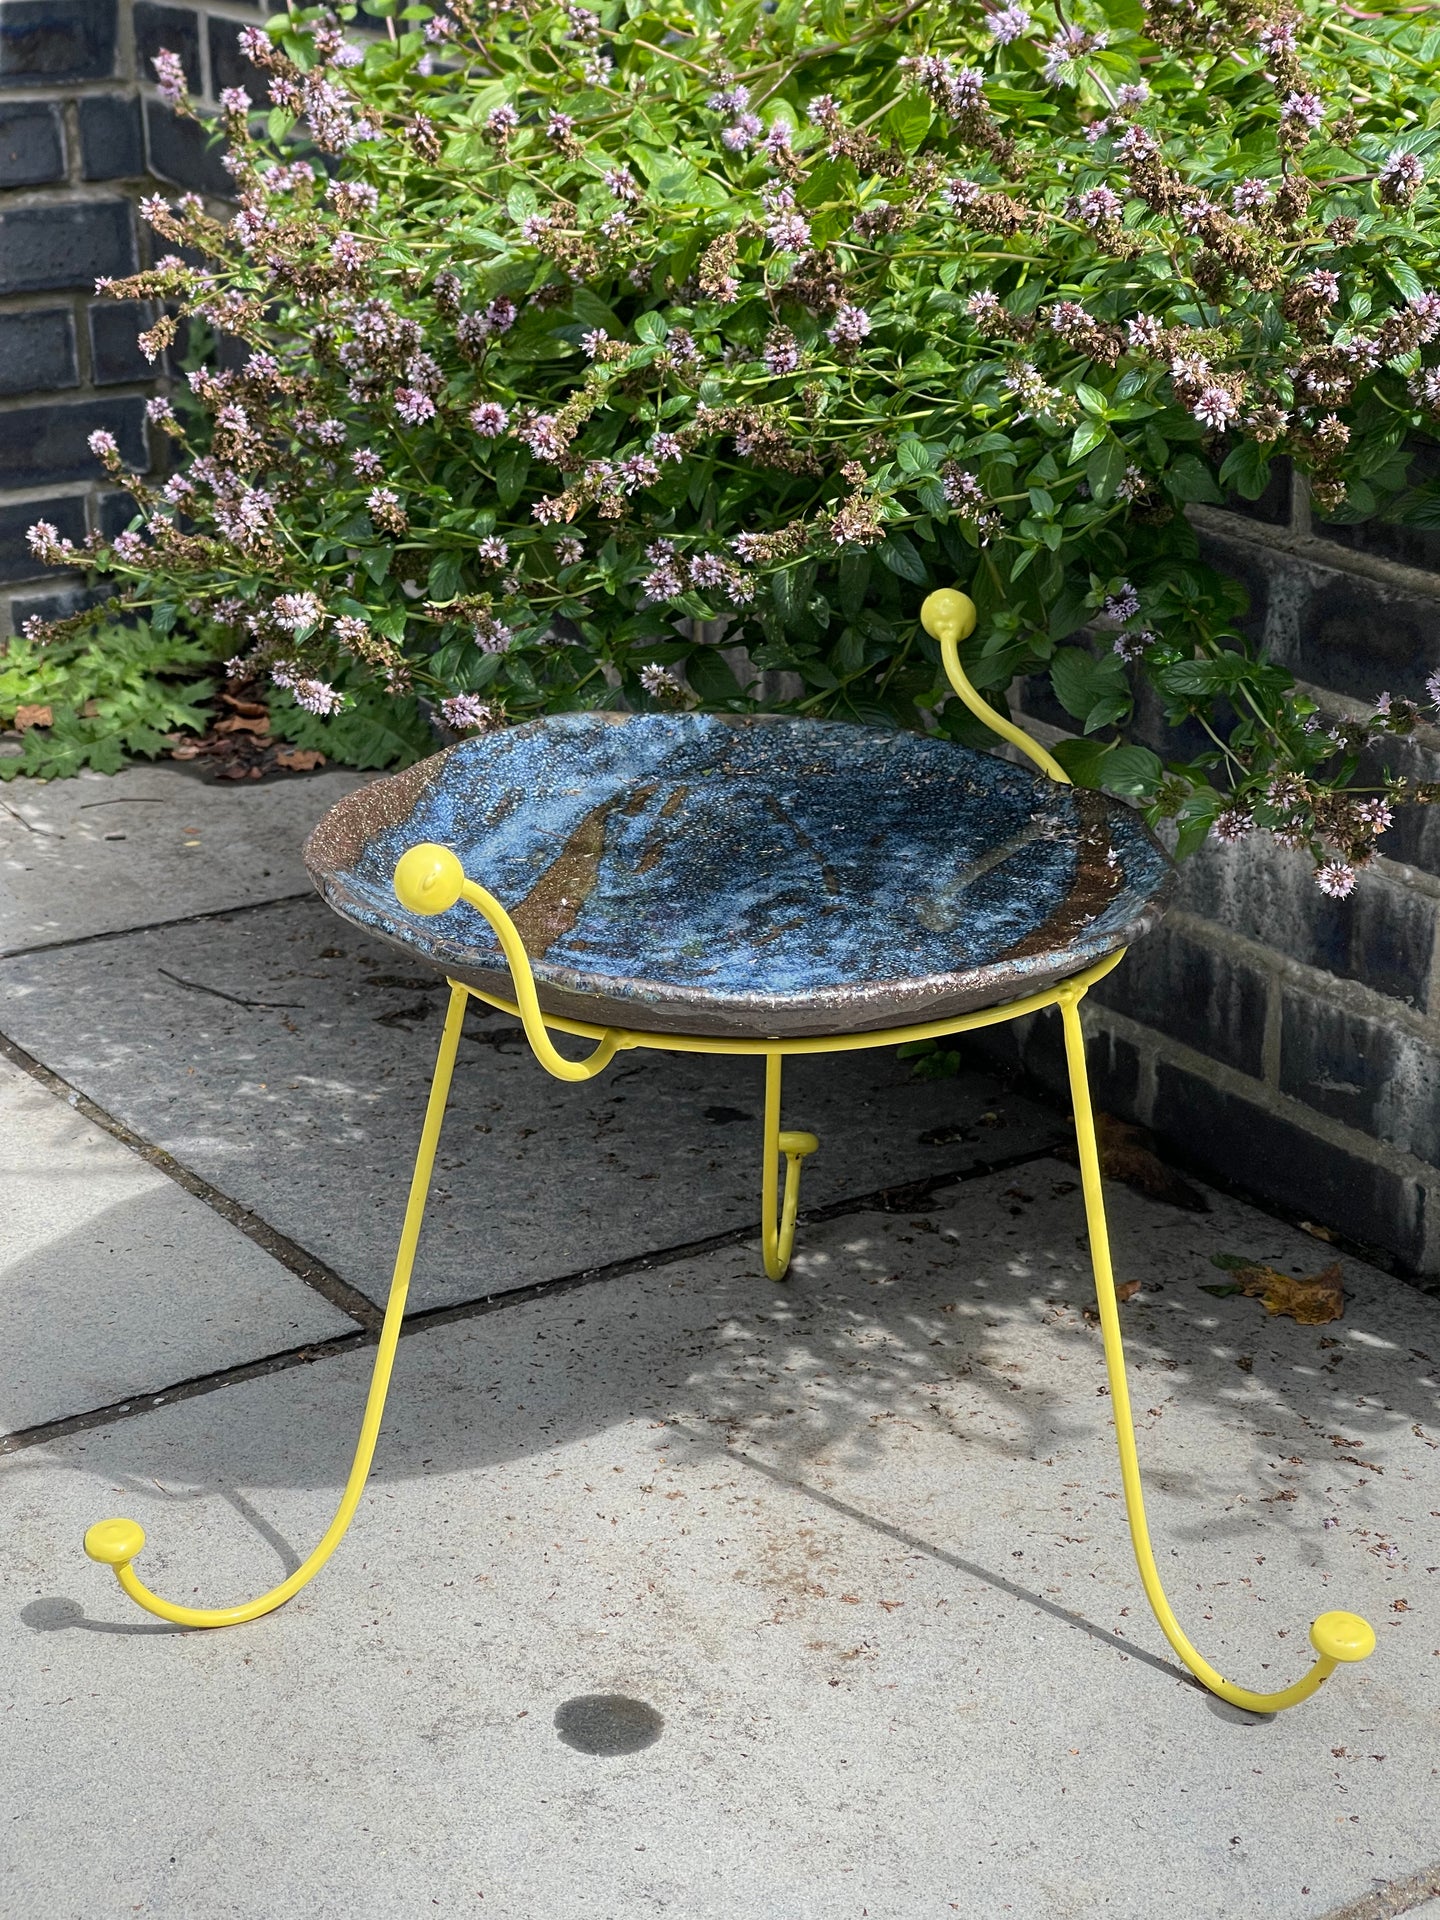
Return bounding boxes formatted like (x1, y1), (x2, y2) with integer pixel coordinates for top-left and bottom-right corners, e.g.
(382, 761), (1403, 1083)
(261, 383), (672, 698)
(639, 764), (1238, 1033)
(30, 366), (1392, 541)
(1369, 851), (1440, 908)
(0, 1141), (1060, 1456)
(0, 479), (99, 507)
(0, 1025), (383, 1333)
(0, 386), (159, 418)
(1163, 904), (1440, 1050)
(1064, 1006), (1440, 1281)
(984, 1008), (1440, 1280)
(1088, 999), (1440, 1193)
(1192, 503), (1440, 602)
(1315, 1862), (1440, 1920)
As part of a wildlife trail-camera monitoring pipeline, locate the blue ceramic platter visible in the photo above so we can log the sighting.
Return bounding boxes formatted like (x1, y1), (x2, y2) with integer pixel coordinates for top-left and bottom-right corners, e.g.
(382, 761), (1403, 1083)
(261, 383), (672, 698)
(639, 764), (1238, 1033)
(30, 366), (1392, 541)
(305, 712), (1173, 1039)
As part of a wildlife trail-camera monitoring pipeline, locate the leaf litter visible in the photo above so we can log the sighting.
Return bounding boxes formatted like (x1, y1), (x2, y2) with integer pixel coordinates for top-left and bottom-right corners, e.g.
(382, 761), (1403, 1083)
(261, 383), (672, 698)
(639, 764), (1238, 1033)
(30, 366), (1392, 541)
(1200, 1251), (1345, 1325)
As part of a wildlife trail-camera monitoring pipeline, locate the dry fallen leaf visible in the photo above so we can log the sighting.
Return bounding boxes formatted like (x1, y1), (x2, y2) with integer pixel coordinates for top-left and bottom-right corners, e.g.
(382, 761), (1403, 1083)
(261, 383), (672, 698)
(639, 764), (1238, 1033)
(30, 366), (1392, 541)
(168, 741), (202, 760)
(213, 712), (270, 736)
(1059, 1114), (1209, 1212)
(14, 704), (53, 730)
(273, 746), (327, 771)
(1202, 1254), (1345, 1325)
(1298, 1220), (1338, 1243)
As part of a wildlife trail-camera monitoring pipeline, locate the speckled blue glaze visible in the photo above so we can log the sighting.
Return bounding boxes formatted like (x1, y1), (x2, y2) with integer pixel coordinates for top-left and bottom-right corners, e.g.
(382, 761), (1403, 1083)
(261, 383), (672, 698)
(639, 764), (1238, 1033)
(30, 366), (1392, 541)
(305, 712), (1173, 1038)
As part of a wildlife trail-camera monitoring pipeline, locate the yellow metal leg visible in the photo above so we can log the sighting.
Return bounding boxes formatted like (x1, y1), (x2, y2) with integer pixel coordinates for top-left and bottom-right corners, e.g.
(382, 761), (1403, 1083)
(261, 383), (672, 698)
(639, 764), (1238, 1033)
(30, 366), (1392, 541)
(1057, 989), (1375, 1710)
(82, 981), (471, 1628)
(761, 1052), (819, 1281)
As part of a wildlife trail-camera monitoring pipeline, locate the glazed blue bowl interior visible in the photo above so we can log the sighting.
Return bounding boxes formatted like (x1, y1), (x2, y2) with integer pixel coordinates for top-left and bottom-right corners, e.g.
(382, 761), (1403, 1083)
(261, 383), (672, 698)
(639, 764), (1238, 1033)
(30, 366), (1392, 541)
(305, 712), (1173, 1038)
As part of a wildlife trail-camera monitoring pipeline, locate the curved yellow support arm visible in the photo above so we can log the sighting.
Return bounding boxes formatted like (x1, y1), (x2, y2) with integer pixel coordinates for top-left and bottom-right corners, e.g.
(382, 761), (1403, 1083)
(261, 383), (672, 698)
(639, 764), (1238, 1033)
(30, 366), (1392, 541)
(393, 844), (620, 1083)
(920, 588), (1072, 786)
(83, 982), (473, 1627)
(761, 1053), (819, 1281)
(1057, 988), (1375, 1711)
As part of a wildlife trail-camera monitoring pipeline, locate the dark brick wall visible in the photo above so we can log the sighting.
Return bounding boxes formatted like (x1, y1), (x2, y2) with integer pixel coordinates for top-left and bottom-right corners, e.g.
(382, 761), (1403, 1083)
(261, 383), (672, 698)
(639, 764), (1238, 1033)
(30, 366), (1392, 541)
(1004, 465), (1440, 1274)
(0, 0), (261, 638)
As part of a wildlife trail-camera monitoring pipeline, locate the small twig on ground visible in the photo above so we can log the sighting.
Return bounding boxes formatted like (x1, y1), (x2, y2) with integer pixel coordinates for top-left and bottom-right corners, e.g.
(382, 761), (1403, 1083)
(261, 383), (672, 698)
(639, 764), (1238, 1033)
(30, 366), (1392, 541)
(157, 966), (302, 1011)
(0, 797), (59, 836)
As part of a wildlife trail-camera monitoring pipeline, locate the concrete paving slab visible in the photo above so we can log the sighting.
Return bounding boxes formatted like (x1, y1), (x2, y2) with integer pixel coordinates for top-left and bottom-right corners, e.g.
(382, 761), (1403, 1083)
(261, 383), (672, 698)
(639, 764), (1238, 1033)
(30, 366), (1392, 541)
(4, 1161), (1438, 1919)
(0, 895), (1065, 1312)
(0, 1055), (358, 1438)
(0, 763), (369, 954)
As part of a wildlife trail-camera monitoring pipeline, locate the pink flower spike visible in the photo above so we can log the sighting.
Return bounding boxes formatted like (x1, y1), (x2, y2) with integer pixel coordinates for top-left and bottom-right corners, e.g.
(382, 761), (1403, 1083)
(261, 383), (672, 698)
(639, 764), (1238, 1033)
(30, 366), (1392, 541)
(151, 48), (188, 107)
(469, 401), (509, 437)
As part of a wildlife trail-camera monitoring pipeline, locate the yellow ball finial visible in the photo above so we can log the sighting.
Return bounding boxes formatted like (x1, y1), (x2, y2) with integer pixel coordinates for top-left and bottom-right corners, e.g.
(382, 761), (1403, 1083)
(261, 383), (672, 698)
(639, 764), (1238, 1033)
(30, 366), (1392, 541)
(920, 588), (978, 647)
(1310, 1611), (1376, 1663)
(394, 843), (466, 916)
(84, 1518), (146, 1567)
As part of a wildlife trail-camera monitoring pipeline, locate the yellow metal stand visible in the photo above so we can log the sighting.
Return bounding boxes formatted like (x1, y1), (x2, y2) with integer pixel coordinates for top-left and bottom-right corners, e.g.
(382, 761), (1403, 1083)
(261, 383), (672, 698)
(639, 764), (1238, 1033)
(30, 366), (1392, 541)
(81, 588), (1376, 1711)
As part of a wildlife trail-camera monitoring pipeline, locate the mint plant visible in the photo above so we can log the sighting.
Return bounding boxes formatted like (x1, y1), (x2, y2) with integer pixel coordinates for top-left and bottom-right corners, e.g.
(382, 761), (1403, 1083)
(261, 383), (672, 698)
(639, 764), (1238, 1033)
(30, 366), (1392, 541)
(23, 0), (1440, 891)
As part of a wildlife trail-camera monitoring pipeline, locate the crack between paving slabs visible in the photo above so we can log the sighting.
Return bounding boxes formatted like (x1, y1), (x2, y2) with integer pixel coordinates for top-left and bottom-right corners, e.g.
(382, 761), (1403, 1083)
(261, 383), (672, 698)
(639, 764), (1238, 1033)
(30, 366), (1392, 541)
(0, 1141), (1057, 1457)
(0, 890), (317, 964)
(0, 1027), (383, 1335)
(1314, 1862), (1440, 1920)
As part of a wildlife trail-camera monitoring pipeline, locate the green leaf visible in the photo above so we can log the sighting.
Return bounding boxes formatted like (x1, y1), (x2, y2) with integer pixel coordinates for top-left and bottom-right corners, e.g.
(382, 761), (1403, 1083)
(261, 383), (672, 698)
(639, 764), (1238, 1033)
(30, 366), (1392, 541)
(885, 92), (932, 152)
(1156, 654), (1247, 697)
(1069, 422), (1107, 463)
(837, 549), (871, 619)
(896, 435), (935, 474)
(1049, 646), (1131, 733)
(1218, 441), (1272, 501)
(427, 550), (464, 600)
(567, 289), (622, 335)
(771, 562), (811, 629)
(1099, 743), (1163, 796)
(1165, 453), (1224, 504)
(494, 445), (530, 509)
(633, 310), (667, 345)
(1075, 383), (1108, 418)
(1086, 441), (1129, 503)
(1172, 787), (1222, 858)
(1386, 260), (1425, 304)
(1050, 735), (1112, 786)
(684, 644), (745, 705)
(877, 532), (928, 584)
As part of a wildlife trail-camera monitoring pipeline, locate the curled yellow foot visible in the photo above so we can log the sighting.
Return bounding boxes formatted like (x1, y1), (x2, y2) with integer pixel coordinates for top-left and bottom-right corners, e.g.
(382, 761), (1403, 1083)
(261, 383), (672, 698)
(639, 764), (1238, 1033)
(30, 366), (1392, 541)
(1311, 1610), (1376, 1665)
(84, 1517), (146, 1567)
